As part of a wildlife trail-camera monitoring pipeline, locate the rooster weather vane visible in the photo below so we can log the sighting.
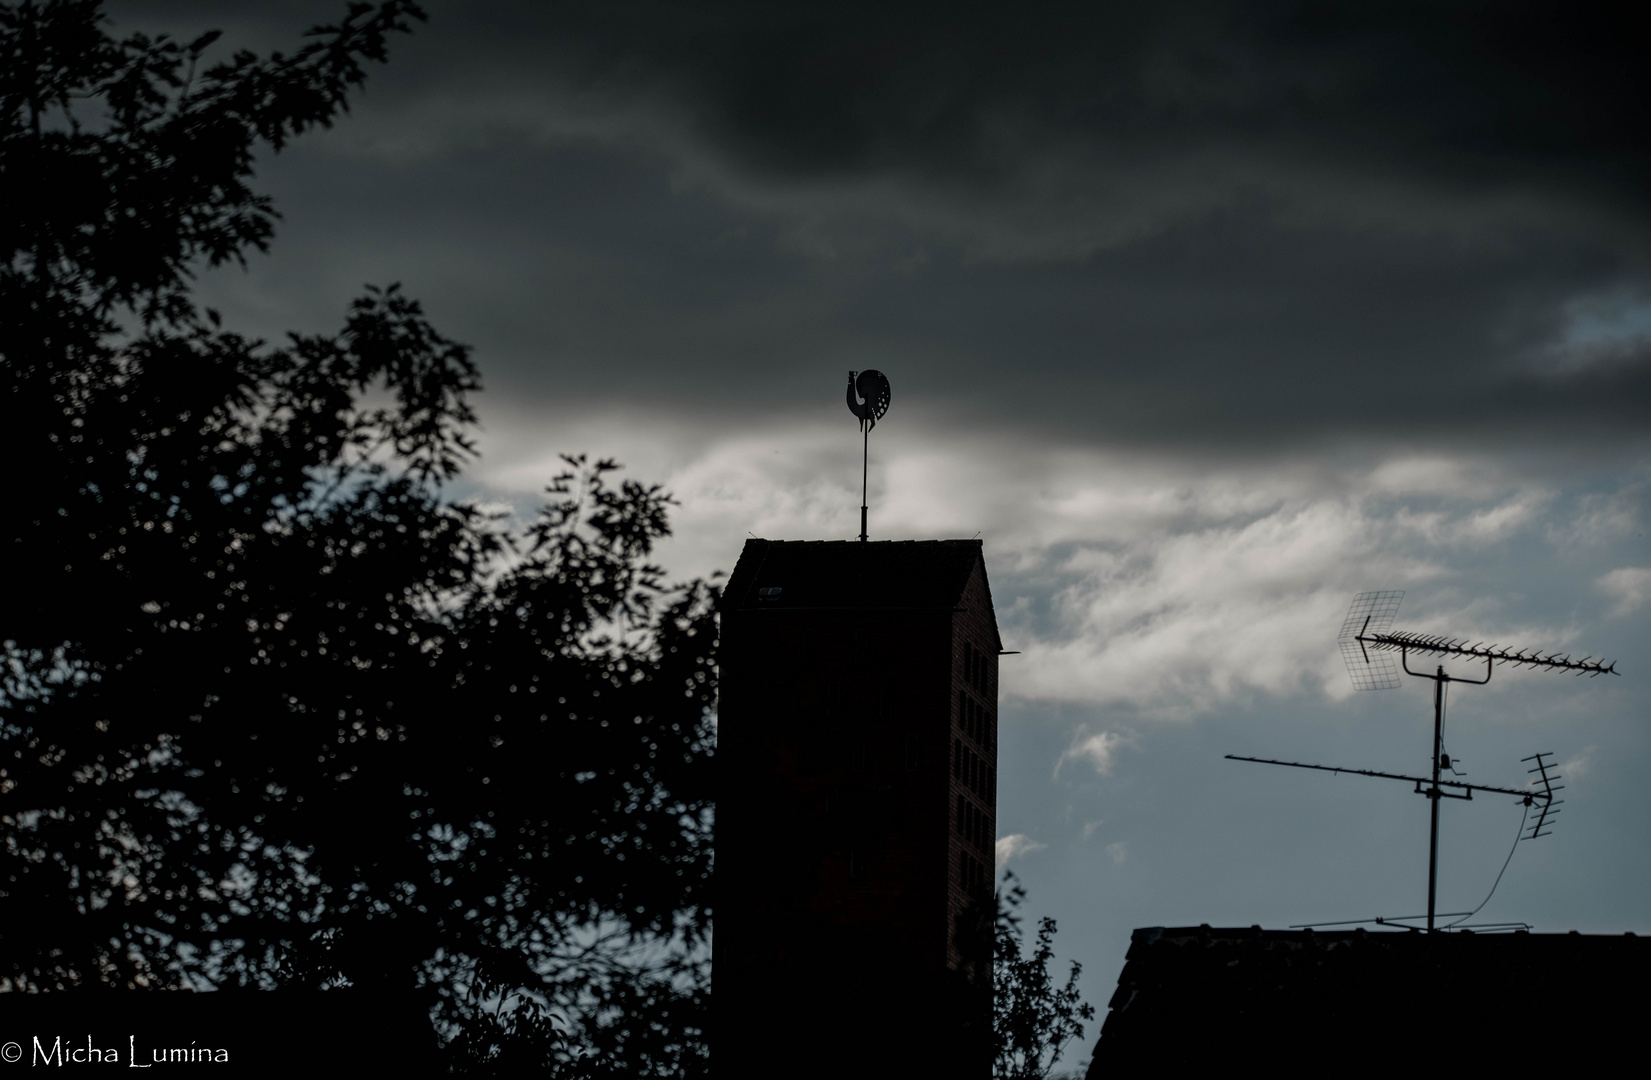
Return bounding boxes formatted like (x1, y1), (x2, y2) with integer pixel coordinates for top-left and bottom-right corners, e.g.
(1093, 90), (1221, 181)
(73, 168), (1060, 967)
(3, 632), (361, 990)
(846, 370), (891, 542)
(1229, 590), (1621, 932)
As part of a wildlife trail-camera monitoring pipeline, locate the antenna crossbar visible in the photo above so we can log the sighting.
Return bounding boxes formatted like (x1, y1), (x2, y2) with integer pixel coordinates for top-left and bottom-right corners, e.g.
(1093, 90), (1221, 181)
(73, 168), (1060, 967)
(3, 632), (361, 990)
(1359, 633), (1618, 676)
(1224, 755), (1548, 802)
(1289, 913), (1473, 929)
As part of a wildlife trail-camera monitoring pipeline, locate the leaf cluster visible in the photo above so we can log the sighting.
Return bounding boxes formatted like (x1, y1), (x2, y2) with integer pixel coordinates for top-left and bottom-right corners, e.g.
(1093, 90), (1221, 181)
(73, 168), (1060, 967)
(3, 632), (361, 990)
(1, 3), (713, 1073)
(2, 0), (425, 323)
(993, 872), (1096, 1080)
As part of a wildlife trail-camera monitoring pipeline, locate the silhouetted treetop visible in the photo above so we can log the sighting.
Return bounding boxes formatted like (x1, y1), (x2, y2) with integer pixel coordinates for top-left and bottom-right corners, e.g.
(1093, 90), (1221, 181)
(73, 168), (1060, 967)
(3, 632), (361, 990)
(995, 872), (1094, 1080)
(3, 0), (427, 322)
(1, 3), (712, 1072)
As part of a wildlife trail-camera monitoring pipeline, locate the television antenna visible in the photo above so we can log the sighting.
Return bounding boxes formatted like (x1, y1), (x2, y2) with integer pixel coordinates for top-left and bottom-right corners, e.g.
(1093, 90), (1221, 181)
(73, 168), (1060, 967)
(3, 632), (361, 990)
(1230, 590), (1619, 931)
(845, 370), (891, 542)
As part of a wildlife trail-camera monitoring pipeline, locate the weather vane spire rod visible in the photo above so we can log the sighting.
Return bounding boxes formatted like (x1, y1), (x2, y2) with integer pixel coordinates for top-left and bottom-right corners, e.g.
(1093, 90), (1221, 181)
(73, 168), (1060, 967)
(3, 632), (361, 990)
(845, 369), (891, 541)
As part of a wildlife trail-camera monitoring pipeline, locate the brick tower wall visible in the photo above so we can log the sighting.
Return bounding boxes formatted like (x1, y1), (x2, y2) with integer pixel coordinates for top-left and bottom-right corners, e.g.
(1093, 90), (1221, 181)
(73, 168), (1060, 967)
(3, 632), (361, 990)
(716, 539), (999, 1077)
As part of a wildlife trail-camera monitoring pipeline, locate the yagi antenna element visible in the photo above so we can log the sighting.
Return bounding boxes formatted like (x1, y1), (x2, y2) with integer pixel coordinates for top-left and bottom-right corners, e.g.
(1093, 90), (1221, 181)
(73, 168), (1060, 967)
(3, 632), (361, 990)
(846, 370), (891, 542)
(1339, 590), (1406, 690)
(1338, 589), (1618, 928)
(1234, 591), (1623, 932)
(1338, 590), (1620, 687)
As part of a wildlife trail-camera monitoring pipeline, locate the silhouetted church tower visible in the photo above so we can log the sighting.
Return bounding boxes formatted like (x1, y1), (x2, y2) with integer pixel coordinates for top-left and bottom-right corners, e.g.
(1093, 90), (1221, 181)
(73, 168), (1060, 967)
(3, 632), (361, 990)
(717, 538), (1000, 1077)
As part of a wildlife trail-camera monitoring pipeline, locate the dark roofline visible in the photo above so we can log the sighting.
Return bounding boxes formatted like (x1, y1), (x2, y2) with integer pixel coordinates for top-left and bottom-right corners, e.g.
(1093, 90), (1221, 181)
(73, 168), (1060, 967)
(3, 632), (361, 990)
(721, 538), (986, 610)
(1130, 924), (1643, 945)
(720, 537), (1002, 648)
(1092, 923), (1649, 1071)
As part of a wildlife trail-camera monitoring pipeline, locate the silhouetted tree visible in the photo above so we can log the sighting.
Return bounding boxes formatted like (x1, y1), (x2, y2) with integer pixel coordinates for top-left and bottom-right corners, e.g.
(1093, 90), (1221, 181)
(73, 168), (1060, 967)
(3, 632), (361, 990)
(995, 872), (1095, 1080)
(0, 2), (712, 1072)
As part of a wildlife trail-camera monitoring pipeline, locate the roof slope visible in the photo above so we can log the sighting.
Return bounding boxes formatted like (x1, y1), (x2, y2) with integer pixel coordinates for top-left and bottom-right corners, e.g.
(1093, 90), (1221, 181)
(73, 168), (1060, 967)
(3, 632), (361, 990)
(1089, 924), (1650, 1069)
(721, 539), (988, 613)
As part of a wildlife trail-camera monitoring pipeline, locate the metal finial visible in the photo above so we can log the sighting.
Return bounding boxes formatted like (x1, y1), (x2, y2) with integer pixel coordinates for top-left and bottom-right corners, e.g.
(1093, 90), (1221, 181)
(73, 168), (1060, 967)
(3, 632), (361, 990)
(846, 369), (891, 433)
(846, 370), (891, 540)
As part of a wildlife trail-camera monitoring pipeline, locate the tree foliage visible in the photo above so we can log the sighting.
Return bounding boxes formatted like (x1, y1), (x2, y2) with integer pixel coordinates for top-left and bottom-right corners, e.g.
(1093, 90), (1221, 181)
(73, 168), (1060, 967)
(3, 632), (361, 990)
(994, 872), (1095, 1080)
(0, 2), (713, 1071)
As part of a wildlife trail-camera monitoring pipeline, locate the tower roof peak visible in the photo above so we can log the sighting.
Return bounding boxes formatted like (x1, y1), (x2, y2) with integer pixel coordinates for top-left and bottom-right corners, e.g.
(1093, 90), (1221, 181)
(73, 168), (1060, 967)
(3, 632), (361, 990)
(722, 538), (998, 640)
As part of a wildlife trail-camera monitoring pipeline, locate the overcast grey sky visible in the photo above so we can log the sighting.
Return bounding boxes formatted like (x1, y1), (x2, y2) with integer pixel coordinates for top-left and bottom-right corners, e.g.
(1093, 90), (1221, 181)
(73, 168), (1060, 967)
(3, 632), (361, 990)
(111, 1), (1650, 1063)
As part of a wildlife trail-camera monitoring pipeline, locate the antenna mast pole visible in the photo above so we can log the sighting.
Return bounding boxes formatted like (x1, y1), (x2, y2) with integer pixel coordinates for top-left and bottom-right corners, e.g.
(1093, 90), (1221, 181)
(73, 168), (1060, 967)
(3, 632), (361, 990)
(1427, 665), (1444, 931)
(1404, 651), (1490, 930)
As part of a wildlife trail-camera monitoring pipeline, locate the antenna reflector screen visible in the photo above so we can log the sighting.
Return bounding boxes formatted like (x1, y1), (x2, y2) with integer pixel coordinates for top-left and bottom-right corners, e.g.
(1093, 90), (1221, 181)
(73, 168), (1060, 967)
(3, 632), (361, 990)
(1339, 590), (1404, 691)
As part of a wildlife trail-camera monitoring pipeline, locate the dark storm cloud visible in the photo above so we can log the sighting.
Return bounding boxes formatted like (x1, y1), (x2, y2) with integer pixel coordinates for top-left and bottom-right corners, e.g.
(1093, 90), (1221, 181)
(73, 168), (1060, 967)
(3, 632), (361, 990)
(114, 1), (1651, 192)
(537, 1), (1650, 202)
(104, 1), (1651, 449)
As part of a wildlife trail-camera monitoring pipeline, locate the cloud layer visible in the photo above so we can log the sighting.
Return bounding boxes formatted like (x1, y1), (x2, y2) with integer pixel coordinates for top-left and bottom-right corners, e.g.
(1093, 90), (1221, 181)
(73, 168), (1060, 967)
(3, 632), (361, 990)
(112, 0), (1651, 452)
(995, 833), (1048, 868)
(469, 411), (1645, 720)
